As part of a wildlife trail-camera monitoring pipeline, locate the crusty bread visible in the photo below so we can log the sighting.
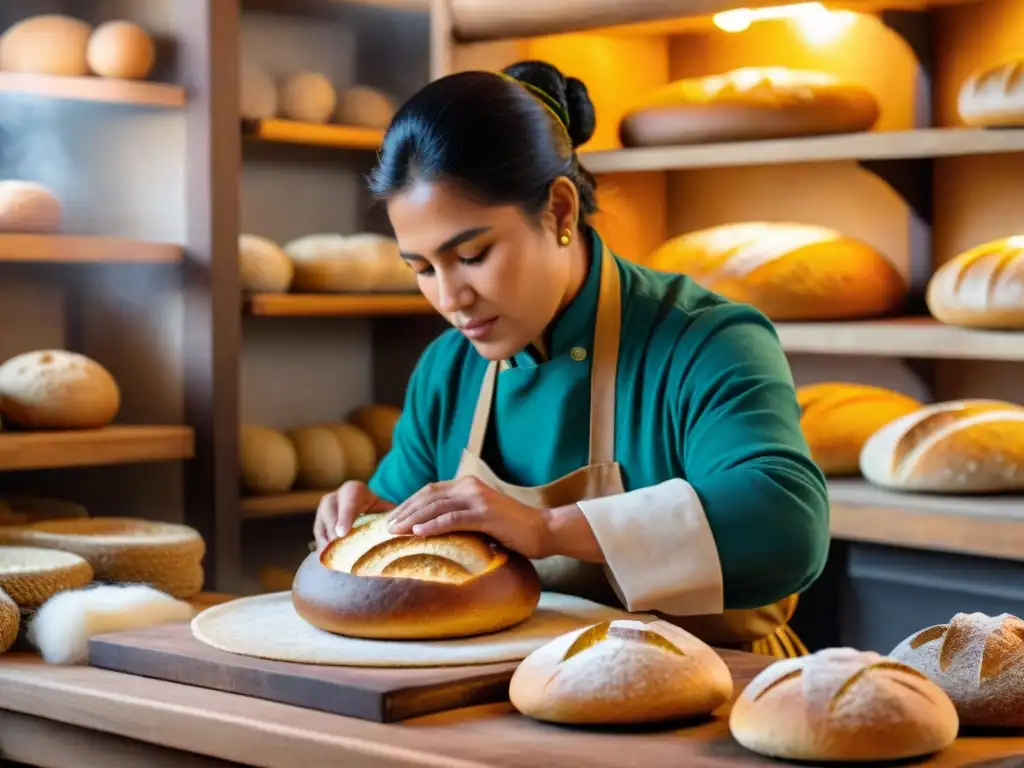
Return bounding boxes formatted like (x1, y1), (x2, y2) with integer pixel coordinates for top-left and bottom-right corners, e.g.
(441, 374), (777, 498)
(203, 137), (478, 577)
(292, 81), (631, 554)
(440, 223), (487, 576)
(926, 236), (1024, 329)
(890, 612), (1024, 727)
(0, 350), (120, 430)
(729, 647), (959, 762)
(859, 399), (1024, 492)
(957, 55), (1024, 127)
(620, 67), (880, 147)
(346, 403), (401, 458)
(646, 222), (906, 320)
(509, 618), (733, 725)
(284, 233), (418, 293)
(291, 513), (540, 639)
(797, 383), (923, 476)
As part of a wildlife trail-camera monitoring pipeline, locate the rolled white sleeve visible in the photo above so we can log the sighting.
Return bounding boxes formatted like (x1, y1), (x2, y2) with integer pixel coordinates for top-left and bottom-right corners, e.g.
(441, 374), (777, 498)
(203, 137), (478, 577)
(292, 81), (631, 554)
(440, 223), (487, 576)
(576, 478), (724, 616)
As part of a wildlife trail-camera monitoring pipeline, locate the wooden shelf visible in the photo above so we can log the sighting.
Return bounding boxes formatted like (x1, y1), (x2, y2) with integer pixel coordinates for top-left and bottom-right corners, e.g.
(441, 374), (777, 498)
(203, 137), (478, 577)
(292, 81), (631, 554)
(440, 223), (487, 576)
(242, 119), (384, 150)
(828, 479), (1024, 562)
(581, 128), (1024, 175)
(0, 72), (185, 109)
(0, 235), (182, 264)
(241, 490), (325, 519)
(0, 426), (194, 471)
(774, 317), (1024, 361)
(245, 292), (433, 317)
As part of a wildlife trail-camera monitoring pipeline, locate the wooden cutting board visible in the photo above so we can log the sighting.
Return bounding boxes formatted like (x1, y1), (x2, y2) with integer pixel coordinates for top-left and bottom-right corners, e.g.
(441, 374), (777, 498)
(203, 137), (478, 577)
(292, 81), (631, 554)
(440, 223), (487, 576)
(87, 621), (520, 723)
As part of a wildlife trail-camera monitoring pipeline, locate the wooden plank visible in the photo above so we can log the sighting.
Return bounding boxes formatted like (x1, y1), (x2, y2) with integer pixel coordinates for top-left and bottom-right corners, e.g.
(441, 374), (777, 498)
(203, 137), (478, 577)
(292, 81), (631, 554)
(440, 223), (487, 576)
(241, 491), (323, 519)
(243, 119), (384, 150)
(0, 73), (186, 108)
(581, 128), (1024, 174)
(0, 235), (182, 264)
(245, 293), (433, 317)
(0, 426), (194, 471)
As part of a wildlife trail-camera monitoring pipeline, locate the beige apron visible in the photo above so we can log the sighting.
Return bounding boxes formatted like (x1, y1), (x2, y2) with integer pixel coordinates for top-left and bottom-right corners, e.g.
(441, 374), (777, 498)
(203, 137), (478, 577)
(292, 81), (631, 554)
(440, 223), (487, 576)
(454, 241), (808, 658)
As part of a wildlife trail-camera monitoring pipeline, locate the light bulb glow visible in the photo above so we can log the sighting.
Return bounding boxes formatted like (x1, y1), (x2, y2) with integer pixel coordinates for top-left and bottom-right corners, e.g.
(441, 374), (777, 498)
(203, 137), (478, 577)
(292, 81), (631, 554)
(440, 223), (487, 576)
(713, 2), (857, 43)
(1008, 235), (1024, 248)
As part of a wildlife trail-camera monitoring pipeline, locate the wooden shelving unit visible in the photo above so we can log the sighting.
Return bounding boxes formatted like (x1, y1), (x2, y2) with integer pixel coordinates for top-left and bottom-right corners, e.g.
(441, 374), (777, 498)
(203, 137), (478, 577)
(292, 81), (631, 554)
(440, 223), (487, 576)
(241, 490), (324, 519)
(0, 72), (186, 108)
(0, 426), (194, 472)
(0, 235), (183, 264)
(242, 118), (384, 150)
(244, 292), (432, 316)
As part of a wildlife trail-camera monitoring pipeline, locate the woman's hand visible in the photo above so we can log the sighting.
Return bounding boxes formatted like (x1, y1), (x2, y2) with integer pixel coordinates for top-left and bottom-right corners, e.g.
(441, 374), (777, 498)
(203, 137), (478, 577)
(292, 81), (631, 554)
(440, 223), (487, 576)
(386, 476), (550, 560)
(314, 481), (395, 551)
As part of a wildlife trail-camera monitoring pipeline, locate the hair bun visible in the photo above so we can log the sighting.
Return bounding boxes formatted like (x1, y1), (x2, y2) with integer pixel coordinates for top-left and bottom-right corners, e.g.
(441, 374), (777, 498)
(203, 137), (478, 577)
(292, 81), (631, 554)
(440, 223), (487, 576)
(503, 60), (596, 149)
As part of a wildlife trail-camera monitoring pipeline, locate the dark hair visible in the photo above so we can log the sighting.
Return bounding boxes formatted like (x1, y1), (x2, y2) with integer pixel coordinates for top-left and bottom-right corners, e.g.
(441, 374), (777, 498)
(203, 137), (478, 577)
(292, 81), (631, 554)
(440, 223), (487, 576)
(368, 60), (599, 226)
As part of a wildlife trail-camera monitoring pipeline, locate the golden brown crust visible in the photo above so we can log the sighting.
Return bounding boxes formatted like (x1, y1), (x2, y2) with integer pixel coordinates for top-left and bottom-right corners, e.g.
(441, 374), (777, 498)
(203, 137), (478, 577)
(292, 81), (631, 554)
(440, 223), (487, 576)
(958, 56), (1024, 128)
(926, 237), (1024, 329)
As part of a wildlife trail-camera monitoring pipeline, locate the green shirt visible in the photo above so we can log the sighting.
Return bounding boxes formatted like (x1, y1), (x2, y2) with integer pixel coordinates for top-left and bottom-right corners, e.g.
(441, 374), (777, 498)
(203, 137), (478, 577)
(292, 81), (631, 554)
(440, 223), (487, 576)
(370, 228), (830, 610)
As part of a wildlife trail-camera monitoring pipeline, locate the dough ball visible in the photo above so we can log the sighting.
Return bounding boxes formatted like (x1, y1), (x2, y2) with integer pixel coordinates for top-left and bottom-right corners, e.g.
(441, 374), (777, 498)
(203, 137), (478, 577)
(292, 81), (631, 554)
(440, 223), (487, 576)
(279, 71), (336, 124)
(0, 350), (120, 430)
(86, 20), (155, 80)
(316, 421), (377, 482)
(286, 426), (348, 490)
(346, 404), (401, 458)
(240, 60), (277, 120)
(0, 181), (62, 234)
(0, 14), (92, 76)
(336, 86), (396, 128)
(239, 425), (298, 495)
(239, 234), (293, 292)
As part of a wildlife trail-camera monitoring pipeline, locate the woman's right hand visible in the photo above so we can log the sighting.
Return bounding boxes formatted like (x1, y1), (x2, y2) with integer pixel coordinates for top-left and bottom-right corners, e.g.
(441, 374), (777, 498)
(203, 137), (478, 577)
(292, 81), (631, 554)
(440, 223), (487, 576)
(313, 481), (394, 550)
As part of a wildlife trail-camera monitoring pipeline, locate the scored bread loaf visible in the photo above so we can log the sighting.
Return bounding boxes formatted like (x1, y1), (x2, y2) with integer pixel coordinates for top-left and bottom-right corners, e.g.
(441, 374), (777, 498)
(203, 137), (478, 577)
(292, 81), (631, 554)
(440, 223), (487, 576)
(957, 55), (1024, 127)
(797, 383), (923, 476)
(646, 223), (906, 320)
(890, 612), (1024, 727)
(620, 67), (880, 147)
(509, 618), (733, 725)
(859, 399), (1024, 492)
(729, 647), (959, 762)
(291, 513), (540, 639)
(926, 236), (1024, 329)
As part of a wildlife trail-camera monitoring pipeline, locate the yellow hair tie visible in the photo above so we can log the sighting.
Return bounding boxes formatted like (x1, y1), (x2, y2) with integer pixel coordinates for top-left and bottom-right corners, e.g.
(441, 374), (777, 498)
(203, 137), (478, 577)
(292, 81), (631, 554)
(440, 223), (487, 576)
(497, 72), (572, 135)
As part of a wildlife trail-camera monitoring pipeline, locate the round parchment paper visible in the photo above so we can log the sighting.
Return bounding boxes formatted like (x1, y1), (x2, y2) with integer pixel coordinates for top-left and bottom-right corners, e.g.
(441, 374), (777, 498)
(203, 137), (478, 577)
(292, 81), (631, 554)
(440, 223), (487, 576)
(191, 591), (650, 667)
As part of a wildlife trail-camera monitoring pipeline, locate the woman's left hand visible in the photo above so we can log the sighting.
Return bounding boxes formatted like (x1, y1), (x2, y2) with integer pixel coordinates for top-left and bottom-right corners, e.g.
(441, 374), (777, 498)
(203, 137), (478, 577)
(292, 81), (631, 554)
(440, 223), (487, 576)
(386, 476), (550, 559)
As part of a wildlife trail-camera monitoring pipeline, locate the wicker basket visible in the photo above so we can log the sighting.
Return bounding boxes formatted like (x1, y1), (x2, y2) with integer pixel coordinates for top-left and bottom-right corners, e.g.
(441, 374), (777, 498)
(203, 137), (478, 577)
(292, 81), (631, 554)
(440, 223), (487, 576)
(0, 587), (18, 653)
(0, 546), (94, 607)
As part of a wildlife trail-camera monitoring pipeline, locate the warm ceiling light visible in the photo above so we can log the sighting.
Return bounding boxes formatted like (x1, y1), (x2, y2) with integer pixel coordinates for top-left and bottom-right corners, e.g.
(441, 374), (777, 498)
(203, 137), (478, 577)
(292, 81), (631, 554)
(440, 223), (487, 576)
(713, 2), (857, 42)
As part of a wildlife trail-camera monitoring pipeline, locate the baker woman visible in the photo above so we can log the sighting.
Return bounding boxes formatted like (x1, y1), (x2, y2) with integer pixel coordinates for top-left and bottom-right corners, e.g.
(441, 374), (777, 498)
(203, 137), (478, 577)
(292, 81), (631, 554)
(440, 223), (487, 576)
(314, 60), (831, 658)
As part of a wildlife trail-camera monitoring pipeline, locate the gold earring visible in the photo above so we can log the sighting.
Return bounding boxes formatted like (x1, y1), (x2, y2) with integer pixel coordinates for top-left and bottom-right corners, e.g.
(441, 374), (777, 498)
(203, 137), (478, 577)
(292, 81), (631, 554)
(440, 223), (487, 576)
(559, 229), (572, 247)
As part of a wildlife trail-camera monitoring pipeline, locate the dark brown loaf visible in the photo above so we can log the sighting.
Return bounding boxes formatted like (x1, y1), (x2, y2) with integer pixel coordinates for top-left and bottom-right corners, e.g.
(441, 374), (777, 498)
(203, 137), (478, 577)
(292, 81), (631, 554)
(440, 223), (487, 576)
(291, 513), (541, 639)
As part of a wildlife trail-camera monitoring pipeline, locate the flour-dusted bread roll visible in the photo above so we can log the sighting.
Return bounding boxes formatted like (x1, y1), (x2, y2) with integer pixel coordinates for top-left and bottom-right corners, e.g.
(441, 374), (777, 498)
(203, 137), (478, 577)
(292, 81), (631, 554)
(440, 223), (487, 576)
(239, 234), (294, 292)
(346, 403), (401, 457)
(292, 513), (540, 639)
(926, 236), (1024, 329)
(509, 618), (733, 725)
(86, 20), (155, 80)
(0, 14), (92, 76)
(620, 67), (880, 147)
(647, 223), (906, 321)
(730, 647), (958, 762)
(336, 85), (396, 129)
(958, 55), (1024, 127)
(285, 233), (417, 293)
(890, 612), (1024, 727)
(0, 350), (120, 430)
(859, 399), (1024, 492)
(0, 180), (62, 234)
(797, 383), (923, 476)
(315, 421), (377, 482)
(239, 425), (299, 495)
(240, 60), (278, 121)
(279, 71), (336, 124)
(286, 426), (348, 490)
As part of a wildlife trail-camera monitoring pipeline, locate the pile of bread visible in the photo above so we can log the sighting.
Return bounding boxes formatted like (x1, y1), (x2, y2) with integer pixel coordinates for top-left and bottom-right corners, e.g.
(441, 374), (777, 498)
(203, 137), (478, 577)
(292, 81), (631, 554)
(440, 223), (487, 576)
(239, 232), (418, 294)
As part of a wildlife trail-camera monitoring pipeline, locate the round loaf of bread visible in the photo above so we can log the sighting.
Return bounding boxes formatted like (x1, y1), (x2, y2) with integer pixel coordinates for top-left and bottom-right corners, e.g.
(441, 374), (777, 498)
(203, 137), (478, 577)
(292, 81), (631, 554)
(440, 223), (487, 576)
(958, 55), (1024, 127)
(285, 233), (417, 293)
(336, 85), (396, 129)
(239, 425), (299, 495)
(86, 20), (155, 80)
(647, 223), (906, 321)
(0, 350), (120, 430)
(315, 421), (377, 482)
(241, 60), (278, 121)
(797, 383), (923, 476)
(292, 513), (541, 639)
(926, 236), (1024, 329)
(620, 67), (880, 147)
(239, 234), (294, 293)
(286, 426), (348, 490)
(346, 404), (401, 457)
(0, 180), (62, 234)
(890, 612), (1024, 727)
(729, 647), (959, 761)
(859, 399), (1024, 492)
(0, 587), (18, 654)
(509, 618), (733, 725)
(0, 14), (92, 76)
(279, 71), (336, 124)
(0, 546), (94, 608)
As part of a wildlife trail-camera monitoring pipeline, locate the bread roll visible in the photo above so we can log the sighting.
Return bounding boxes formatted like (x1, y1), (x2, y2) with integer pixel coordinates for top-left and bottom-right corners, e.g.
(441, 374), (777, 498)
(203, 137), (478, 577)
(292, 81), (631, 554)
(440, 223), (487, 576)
(620, 67), (880, 147)
(315, 421), (377, 482)
(286, 426), (348, 490)
(0, 350), (120, 430)
(859, 399), (1024, 492)
(346, 403), (401, 457)
(926, 236), (1024, 329)
(291, 513), (540, 639)
(239, 234), (294, 293)
(890, 612), (1024, 727)
(958, 55), (1024, 127)
(0, 181), (62, 234)
(729, 647), (958, 762)
(239, 425), (299, 494)
(241, 60), (278, 121)
(647, 223), (906, 321)
(337, 86), (396, 128)
(279, 71), (336, 124)
(797, 383), (923, 476)
(509, 618), (733, 725)
(285, 233), (417, 293)
(0, 15), (91, 76)
(86, 20), (155, 80)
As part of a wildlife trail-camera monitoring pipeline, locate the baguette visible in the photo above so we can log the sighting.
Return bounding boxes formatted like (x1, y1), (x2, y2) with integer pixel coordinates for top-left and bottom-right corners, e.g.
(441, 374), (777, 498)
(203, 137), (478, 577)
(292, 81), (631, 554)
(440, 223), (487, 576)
(291, 513), (540, 639)
(859, 399), (1024, 492)
(509, 618), (733, 725)
(957, 55), (1024, 127)
(926, 236), (1024, 329)
(646, 222), (906, 320)
(797, 383), (923, 475)
(890, 612), (1024, 727)
(729, 647), (958, 762)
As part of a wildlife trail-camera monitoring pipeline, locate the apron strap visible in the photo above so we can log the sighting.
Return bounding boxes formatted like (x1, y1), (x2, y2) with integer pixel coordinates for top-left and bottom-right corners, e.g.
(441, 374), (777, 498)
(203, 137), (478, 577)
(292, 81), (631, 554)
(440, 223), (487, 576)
(465, 360), (498, 457)
(588, 241), (621, 466)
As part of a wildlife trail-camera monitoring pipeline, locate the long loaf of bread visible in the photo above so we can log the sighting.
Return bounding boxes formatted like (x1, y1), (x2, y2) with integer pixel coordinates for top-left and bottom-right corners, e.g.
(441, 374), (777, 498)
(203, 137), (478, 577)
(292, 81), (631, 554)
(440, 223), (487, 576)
(926, 236), (1024, 328)
(957, 55), (1024, 127)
